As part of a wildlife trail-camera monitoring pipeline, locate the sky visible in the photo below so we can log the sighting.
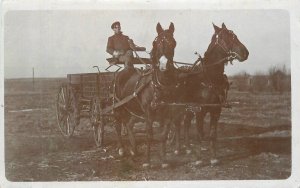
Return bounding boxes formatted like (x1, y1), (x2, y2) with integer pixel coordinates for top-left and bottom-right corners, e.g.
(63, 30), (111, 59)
(3, 9), (290, 78)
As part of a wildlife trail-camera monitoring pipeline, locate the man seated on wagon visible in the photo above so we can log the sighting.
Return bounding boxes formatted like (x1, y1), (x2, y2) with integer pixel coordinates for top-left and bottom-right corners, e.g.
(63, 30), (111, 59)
(106, 21), (144, 69)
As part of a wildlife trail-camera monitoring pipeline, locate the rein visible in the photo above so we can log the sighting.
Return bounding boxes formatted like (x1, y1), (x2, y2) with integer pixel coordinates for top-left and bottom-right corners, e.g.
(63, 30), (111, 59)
(187, 52), (236, 76)
(204, 51), (237, 68)
(131, 48), (150, 66)
(189, 28), (239, 74)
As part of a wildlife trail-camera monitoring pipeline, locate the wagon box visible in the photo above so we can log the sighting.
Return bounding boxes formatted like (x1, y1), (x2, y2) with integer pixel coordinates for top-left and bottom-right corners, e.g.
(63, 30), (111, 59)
(67, 72), (114, 99)
(56, 71), (115, 141)
(56, 55), (153, 146)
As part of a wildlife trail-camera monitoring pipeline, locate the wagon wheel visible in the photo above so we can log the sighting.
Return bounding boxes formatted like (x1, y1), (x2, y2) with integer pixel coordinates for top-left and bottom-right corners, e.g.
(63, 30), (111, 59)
(167, 122), (176, 146)
(56, 84), (79, 137)
(90, 97), (104, 147)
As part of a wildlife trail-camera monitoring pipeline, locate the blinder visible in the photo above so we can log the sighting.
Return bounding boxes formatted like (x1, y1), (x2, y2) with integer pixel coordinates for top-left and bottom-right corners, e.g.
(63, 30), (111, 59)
(152, 31), (177, 65)
(212, 29), (240, 64)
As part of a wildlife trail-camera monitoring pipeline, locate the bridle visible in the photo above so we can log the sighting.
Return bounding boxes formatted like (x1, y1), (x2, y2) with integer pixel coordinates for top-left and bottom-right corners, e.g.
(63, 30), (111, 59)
(186, 28), (239, 101)
(191, 29), (239, 73)
(153, 32), (176, 49)
(151, 30), (176, 66)
(149, 30), (178, 108)
(215, 30), (240, 62)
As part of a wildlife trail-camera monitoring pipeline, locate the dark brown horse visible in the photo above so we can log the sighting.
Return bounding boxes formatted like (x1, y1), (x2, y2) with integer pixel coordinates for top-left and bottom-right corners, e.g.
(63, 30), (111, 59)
(175, 23), (249, 165)
(113, 22), (177, 167)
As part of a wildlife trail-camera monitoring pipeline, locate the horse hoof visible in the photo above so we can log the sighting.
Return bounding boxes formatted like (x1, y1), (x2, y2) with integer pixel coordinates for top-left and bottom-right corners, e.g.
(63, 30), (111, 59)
(118, 148), (124, 156)
(174, 150), (179, 155)
(129, 149), (136, 156)
(195, 160), (203, 166)
(142, 163), (150, 168)
(186, 149), (192, 155)
(161, 163), (169, 169)
(210, 159), (219, 166)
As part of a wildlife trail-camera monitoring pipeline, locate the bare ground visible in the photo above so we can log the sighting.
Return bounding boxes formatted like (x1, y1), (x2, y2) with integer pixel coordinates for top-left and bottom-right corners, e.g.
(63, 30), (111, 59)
(4, 78), (291, 181)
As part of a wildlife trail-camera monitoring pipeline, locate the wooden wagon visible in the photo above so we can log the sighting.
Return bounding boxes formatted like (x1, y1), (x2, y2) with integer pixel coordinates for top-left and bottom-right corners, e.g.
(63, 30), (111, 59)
(55, 56), (153, 147)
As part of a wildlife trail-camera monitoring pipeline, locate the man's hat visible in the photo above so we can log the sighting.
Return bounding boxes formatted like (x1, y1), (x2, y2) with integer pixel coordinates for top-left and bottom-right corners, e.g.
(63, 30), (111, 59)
(111, 21), (120, 29)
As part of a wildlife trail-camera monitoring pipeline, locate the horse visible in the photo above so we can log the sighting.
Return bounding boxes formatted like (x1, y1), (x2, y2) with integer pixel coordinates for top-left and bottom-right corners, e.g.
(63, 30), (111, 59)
(113, 22), (178, 168)
(175, 23), (249, 165)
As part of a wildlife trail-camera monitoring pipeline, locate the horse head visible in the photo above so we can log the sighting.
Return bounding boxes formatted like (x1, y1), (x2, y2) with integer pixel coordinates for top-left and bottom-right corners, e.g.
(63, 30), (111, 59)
(208, 23), (249, 62)
(201, 23), (249, 83)
(151, 22), (177, 72)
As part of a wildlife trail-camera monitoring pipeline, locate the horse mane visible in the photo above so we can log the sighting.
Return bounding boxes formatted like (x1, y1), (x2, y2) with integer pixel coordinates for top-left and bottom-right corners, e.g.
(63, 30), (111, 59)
(150, 41), (157, 62)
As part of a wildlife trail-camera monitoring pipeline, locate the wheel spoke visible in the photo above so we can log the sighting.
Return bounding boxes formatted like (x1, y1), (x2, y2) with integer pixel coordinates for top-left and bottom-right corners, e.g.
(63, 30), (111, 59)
(57, 113), (64, 123)
(91, 97), (104, 147)
(56, 84), (78, 137)
(167, 123), (176, 145)
(60, 87), (66, 104)
(66, 116), (70, 135)
(96, 127), (100, 142)
(57, 103), (66, 111)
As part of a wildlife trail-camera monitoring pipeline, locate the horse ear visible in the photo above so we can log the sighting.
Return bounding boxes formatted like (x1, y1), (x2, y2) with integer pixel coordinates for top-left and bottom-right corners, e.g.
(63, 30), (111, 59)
(222, 23), (227, 29)
(156, 22), (163, 34)
(213, 23), (221, 32)
(169, 22), (175, 34)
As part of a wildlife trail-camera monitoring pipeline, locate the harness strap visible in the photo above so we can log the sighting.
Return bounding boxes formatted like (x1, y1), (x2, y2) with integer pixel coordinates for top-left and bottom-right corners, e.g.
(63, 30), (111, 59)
(101, 79), (151, 115)
(135, 68), (154, 77)
(124, 106), (145, 120)
(113, 95), (146, 120)
(184, 54), (234, 77)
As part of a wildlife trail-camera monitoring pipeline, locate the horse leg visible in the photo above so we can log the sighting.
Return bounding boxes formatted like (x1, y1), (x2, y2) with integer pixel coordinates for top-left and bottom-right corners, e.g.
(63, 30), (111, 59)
(174, 118), (181, 155)
(196, 112), (205, 142)
(160, 119), (171, 168)
(143, 118), (153, 168)
(183, 112), (193, 154)
(115, 120), (125, 156)
(194, 111), (205, 165)
(125, 116), (137, 156)
(209, 111), (220, 166)
(121, 123), (128, 136)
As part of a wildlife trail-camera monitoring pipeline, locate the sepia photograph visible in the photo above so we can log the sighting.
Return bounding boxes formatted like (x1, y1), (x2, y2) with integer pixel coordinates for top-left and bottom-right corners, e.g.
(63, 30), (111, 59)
(1, 0), (299, 187)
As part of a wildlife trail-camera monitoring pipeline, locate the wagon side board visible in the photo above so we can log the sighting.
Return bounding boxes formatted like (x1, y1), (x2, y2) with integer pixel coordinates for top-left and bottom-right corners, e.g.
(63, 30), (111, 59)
(67, 72), (114, 100)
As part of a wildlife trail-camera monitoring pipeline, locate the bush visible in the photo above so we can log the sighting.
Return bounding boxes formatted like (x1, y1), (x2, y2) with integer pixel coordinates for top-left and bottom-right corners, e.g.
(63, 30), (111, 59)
(231, 71), (251, 91)
(268, 65), (290, 93)
(250, 72), (269, 92)
(230, 65), (290, 93)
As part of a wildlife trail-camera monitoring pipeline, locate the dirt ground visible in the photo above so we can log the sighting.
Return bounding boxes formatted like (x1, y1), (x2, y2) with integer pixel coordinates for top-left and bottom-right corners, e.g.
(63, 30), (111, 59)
(4, 78), (291, 181)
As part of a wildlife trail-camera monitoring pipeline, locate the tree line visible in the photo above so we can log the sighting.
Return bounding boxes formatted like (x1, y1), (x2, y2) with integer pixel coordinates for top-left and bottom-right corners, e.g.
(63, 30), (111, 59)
(230, 65), (291, 93)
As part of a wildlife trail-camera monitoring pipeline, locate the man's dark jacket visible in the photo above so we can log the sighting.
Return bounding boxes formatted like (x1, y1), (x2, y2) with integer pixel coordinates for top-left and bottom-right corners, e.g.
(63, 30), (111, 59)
(106, 33), (131, 55)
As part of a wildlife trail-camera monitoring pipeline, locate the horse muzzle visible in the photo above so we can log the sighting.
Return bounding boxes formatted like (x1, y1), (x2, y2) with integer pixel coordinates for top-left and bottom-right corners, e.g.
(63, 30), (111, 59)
(232, 45), (249, 62)
(159, 55), (169, 71)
